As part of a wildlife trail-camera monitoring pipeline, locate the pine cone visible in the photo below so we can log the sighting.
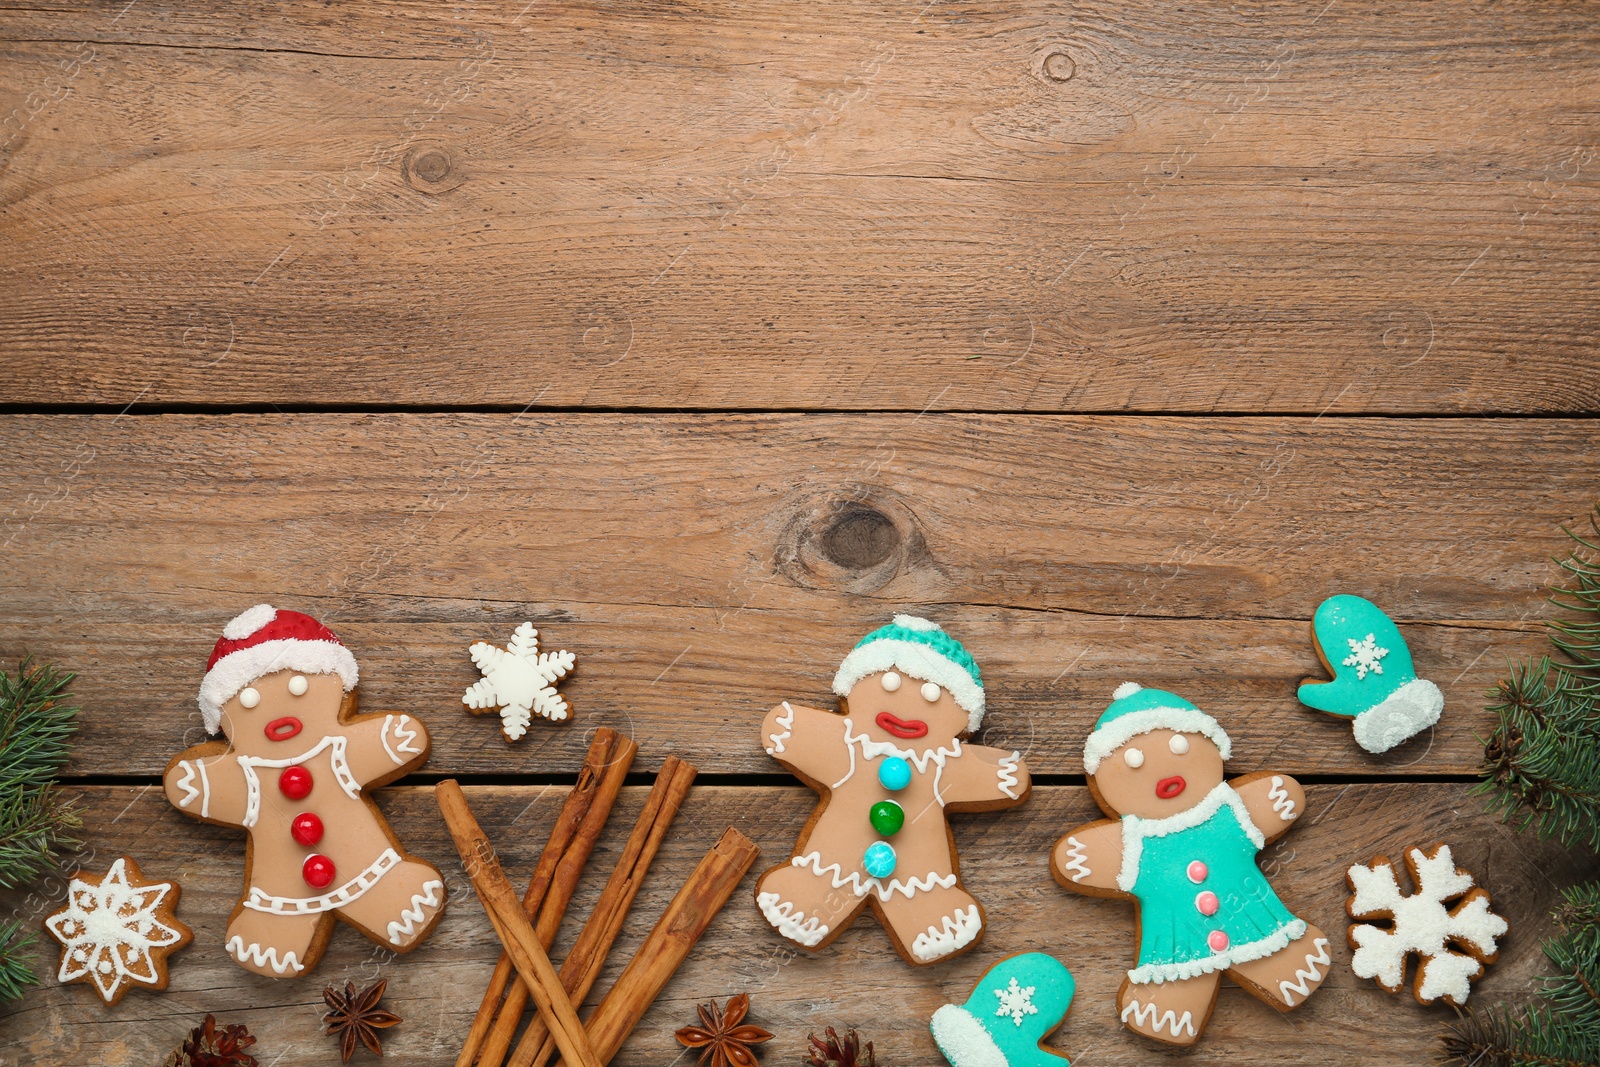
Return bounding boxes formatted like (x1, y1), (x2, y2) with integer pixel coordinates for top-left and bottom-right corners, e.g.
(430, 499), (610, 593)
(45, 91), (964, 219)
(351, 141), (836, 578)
(164, 1014), (258, 1067)
(804, 1026), (875, 1067)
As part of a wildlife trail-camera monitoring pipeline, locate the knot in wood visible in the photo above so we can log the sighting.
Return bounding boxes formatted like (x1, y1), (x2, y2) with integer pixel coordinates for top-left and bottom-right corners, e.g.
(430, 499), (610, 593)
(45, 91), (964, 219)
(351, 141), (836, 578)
(776, 487), (929, 595)
(404, 142), (465, 193)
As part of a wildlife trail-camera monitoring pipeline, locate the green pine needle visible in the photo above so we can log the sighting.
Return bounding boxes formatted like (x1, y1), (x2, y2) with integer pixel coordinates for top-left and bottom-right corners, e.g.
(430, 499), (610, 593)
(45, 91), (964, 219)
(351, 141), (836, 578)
(0, 657), (80, 890)
(0, 921), (37, 1005)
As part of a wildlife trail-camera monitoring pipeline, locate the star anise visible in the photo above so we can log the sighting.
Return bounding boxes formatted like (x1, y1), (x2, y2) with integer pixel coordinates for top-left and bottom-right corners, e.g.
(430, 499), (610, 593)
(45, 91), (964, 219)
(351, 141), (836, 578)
(805, 1026), (876, 1067)
(674, 992), (774, 1067)
(164, 1014), (258, 1067)
(322, 978), (402, 1063)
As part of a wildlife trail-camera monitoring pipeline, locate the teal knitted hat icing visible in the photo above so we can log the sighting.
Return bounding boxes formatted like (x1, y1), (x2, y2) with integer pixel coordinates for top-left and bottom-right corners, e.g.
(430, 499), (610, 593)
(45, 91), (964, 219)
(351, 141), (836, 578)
(930, 951), (1075, 1067)
(1081, 683), (1232, 773)
(1298, 594), (1443, 754)
(833, 614), (985, 732)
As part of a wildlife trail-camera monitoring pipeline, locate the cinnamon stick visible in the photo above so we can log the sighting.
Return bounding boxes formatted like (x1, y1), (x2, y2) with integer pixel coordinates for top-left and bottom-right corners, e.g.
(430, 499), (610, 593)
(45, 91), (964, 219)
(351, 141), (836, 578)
(551, 826), (760, 1067)
(436, 779), (605, 1067)
(461, 728), (636, 1067)
(509, 756), (698, 1067)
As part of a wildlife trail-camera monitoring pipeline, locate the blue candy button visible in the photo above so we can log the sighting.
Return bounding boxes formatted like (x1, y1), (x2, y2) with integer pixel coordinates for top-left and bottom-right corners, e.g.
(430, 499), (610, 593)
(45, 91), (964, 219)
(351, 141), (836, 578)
(878, 756), (912, 792)
(863, 840), (897, 878)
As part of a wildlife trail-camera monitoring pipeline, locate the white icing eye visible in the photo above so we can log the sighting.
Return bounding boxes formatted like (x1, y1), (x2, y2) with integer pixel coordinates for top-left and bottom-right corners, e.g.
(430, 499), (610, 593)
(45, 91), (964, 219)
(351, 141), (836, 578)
(1124, 747), (1145, 769)
(1169, 734), (1190, 755)
(920, 682), (941, 702)
(238, 687), (261, 709)
(288, 674), (309, 696)
(881, 671), (902, 692)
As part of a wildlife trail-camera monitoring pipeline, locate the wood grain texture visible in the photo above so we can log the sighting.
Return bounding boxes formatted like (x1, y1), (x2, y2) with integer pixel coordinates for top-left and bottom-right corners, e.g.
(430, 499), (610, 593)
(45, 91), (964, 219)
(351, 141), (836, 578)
(3, 2), (1599, 411)
(0, 782), (1580, 1065)
(0, 413), (1592, 776)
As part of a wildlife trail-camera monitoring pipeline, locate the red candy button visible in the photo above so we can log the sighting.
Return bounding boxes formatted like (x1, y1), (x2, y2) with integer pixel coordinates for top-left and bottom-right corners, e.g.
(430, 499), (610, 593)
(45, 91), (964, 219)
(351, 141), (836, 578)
(1207, 930), (1230, 952)
(278, 765), (313, 800)
(290, 812), (324, 847)
(1187, 860), (1208, 883)
(1195, 891), (1220, 916)
(303, 854), (336, 889)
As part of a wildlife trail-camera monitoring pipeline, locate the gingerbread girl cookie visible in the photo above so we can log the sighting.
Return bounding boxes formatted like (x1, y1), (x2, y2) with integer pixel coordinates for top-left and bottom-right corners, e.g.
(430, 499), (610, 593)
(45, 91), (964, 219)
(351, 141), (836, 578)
(1050, 683), (1331, 1046)
(163, 605), (447, 978)
(756, 615), (1030, 966)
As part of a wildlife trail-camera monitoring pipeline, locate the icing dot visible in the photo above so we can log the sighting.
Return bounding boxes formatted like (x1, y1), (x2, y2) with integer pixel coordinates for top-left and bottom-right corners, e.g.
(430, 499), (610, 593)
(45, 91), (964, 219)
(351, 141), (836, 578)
(125, 946), (138, 962)
(288, 674), (309, 696)
(1169, 734), (1190, 755)
(1195, 891), (1220, 916)
(97, 959), (112, 974)
(1123, 747), (1145, 769)
(291, 811), (325, 847)
(238, 687), (261, 709)
(72, 948), (87, 962)
(278, 765), (314, 800)
(303, 854), (337, 890)
(1207, 930), (1230, 952)
(920, 681), (940, 703)
(59, 921), (75, 935)
(881, 671), (902, 692)
(863, 841), (897, 879)
(1187, 860), (1208, 883)
(869, 800), (905, 836)
(877, 756), (912, 792)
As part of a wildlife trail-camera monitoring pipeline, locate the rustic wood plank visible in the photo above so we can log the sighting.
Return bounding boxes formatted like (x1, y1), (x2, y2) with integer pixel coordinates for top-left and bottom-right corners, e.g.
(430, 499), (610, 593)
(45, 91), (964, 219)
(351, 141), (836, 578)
(3, 2), (1598, 411)
(1, 412), (1591, 776)
(0, 782), (1581, 1065)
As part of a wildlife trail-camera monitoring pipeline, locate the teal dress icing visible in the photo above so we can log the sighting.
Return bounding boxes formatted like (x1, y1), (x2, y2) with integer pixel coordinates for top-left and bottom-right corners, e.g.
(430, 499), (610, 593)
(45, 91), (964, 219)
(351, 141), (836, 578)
(1121, 784), (1304, 984)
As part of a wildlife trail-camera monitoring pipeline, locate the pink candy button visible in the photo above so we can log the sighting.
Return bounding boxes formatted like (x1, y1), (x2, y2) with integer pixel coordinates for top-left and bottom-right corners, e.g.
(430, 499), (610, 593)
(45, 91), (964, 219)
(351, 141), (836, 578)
(1195, 891), (1220, 916)
(1207, 930), (1230, 952)
(1187, 860), (1208, 883)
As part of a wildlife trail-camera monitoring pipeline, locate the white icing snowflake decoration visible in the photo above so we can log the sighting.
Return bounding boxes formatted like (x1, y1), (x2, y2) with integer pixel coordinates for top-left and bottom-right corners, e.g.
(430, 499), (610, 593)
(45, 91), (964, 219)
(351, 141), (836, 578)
(44, 857), (191, 1004)
(1347, 844), (1508, 1006)
(1342, 633), (1388, 680)
(463, 621), (577, 741)
(994, 976), (1039, 1026)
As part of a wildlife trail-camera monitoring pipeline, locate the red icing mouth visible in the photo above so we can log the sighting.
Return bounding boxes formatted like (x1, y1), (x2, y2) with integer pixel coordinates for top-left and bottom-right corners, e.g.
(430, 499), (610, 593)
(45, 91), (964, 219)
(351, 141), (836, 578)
(264, 716), (304, 742)
(1156, 775), (1186, 799)
(876, 712), (929, 739)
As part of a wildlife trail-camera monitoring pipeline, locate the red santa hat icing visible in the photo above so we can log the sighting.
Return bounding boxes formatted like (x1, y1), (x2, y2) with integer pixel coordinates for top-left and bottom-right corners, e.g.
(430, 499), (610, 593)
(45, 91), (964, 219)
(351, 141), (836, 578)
(198, 604), (358, 732)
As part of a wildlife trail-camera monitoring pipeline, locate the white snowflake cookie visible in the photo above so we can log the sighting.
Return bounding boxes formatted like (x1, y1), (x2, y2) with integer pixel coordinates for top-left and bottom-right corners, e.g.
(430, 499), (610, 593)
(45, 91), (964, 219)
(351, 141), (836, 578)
(1346, 843), (1509, 1006)
(463, 621), (577, 741)
(44, 856), (193, 1005)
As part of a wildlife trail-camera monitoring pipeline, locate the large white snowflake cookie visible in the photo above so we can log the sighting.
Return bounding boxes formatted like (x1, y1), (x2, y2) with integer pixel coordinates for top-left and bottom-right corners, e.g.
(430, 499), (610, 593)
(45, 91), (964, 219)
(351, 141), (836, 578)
(44, 856), (193, 1005)
(462, 621), (577, 741)
(1346, 842), (1509, 1006)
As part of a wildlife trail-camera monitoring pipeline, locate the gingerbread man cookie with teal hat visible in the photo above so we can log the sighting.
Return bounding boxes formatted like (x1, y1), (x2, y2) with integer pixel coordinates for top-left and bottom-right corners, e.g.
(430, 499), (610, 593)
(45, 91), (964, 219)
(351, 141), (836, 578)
(756, 615), (1031, 966)
(1299, 594), (1443, 754)
(1050, 683), (1332, 1047)
(931, 952), (1076, 1066)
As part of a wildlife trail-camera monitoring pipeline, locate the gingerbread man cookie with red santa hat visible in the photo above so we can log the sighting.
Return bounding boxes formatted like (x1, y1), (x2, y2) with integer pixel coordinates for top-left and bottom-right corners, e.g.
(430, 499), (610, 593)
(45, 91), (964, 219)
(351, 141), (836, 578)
(163, 605), (446, 978)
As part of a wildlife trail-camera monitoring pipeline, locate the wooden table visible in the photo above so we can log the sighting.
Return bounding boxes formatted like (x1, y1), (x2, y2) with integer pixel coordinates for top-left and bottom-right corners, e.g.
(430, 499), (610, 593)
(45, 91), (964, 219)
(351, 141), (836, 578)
(2, 2), (1597, 1064)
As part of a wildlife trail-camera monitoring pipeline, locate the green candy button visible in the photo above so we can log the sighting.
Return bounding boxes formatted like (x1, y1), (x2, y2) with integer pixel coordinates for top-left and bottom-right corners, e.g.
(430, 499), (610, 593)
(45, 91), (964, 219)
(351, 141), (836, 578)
(869, 800), (905, 836)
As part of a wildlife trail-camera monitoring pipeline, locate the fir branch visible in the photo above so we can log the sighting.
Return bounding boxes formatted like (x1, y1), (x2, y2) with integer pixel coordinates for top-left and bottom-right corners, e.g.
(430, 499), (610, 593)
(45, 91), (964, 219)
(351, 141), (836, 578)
(1475, 658), (1600, 852)
(0, 921), (36, 1005)
(1443, 1005), (1599, 1067)
(0, 657), (79, 890)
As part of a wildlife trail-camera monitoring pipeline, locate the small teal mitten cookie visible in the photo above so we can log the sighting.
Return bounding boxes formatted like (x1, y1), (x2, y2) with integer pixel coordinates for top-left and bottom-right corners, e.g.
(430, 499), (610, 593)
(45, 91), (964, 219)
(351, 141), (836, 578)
(1298, 594), (1443, 754)
(930, 952), (1075, 1067)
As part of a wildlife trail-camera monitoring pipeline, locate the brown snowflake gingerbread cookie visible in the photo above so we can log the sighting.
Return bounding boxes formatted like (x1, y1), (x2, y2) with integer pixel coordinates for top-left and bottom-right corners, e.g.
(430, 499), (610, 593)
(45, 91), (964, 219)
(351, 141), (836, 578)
(163, 605), (446, 977)
(1050, 683), (1332, 1046)
(1347, 842), (1508, 1005)
(756, 615), (1030, 966)
(44, 855), (192, 1005)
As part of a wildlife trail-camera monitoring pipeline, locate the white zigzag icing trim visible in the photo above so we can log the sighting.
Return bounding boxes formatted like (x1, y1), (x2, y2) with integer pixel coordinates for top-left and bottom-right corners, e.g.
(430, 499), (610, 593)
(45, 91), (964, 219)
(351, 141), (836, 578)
(791, 851), (959, 901)
(766, 702), (796, 757)
(380, 715), (401, 764)
(1062, 836), (1091, 882)
(243, 848), (400, 915)
(1268, 776), (1298, 821)
(1279, 937), (1331, 1006)
(1121, 998), (1195, 1037)
(757, 891), (829, 947)
(226, 935), (303, 975)
(392, 714), (421, 754)
(996, 751), (1021, 800)
(911, 904), (982, 962)
(174, 761), (200, 808)
(239, 735), (359, 828)
(843, 719), (963, 774)
(386, 879), (444, 945)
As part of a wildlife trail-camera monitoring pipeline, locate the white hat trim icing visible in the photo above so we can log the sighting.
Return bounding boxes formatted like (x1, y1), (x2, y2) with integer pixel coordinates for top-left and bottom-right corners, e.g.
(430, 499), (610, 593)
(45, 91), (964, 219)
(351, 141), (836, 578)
(1351, 677), (1443, 754)
(929, 1003), (1009, 1067)
(1082, 707), (1232, 774)
(198, 639), (358, 733)
(833, 639), (986, 734)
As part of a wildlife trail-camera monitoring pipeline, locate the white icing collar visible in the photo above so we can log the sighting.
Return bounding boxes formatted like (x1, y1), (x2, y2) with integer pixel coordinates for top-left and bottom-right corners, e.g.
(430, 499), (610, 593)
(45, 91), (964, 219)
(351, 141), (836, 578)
(842, 718), (962, 772)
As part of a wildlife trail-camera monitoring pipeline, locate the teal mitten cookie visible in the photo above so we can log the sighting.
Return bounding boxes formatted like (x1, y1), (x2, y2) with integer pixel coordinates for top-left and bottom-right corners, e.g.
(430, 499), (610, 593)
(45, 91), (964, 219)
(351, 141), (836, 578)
(1298, 594), (1442, 754)
(931, 952), (1075, 1066)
